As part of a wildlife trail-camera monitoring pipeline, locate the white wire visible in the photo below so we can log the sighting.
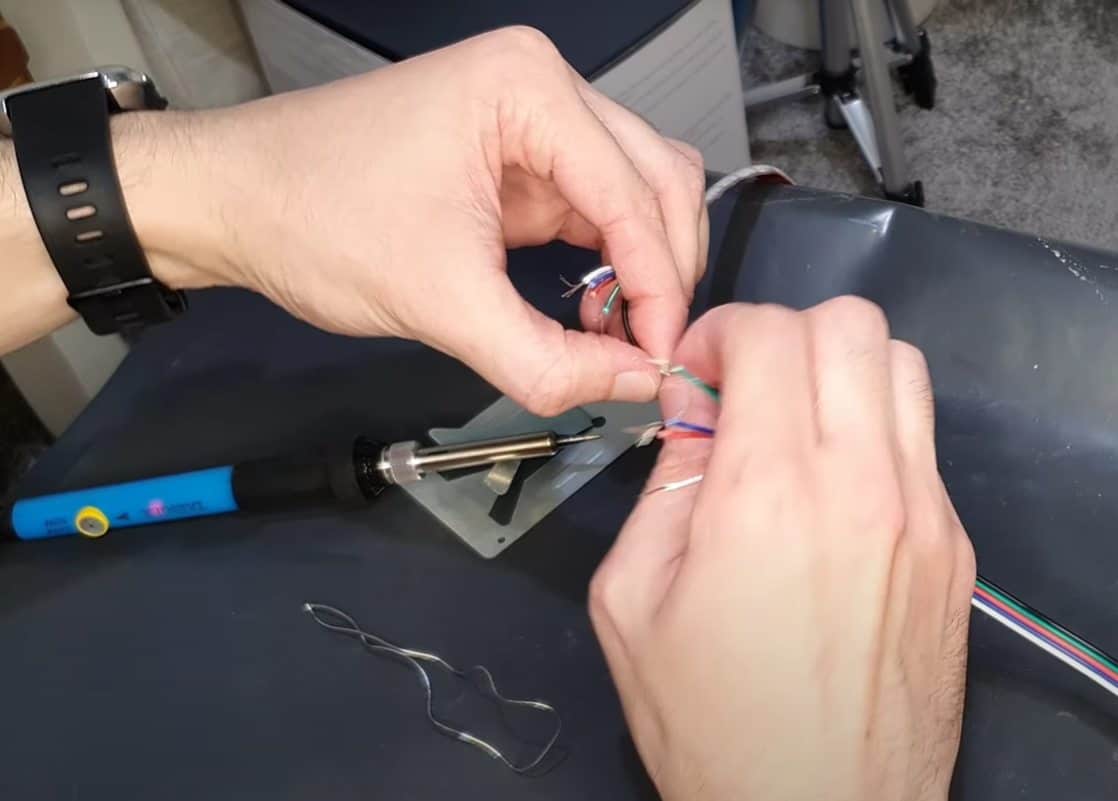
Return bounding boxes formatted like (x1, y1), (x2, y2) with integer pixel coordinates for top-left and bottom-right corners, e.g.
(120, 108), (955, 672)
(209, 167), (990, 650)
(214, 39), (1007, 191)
(644, 474), (705, 496)
(971, 595), (1118, 699)
(565, 164), (792, 299)
(704, 164), (793, 206)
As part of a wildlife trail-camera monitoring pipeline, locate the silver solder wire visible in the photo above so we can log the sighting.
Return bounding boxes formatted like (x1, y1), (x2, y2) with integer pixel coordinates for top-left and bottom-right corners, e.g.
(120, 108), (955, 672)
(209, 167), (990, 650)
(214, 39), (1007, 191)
(303, 603), (562, 774)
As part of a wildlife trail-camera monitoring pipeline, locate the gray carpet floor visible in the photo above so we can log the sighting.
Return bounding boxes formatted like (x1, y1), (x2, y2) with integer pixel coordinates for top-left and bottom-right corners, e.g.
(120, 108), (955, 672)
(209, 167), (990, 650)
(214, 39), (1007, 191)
(743, 0), (1118, 252)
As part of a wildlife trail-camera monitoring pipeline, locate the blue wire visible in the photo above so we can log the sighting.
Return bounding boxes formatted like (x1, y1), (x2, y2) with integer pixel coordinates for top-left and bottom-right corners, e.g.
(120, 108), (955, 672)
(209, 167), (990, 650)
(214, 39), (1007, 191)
(972, 594), (1118, 692)
(664, 419), (716, 436)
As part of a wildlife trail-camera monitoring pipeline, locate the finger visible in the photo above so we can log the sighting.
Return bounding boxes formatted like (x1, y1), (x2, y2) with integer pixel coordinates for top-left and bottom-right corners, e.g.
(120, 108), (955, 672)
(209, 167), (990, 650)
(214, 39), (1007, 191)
(671, 302), (818, 448)
(499, 168), (604, 251)
(429, 266), (660, 416)
(530, 74), (687, 360)
(806, 296), (895, 451)
(598, 447), (705, 618)
(594, 429), (712, 636)
(889, 340), (937, 471)
(666, 139), (710, 287)
(652, 304), (822, 534)
(556, 210), (603, 251)
(590, 364), (717, 633)
(578, 83), (707, 297)
(693, 183), (710, 286)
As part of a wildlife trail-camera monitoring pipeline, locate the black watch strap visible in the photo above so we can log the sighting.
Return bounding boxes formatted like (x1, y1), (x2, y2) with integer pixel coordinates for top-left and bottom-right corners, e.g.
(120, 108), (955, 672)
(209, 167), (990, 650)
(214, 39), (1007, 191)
(6, 75), (186, 334)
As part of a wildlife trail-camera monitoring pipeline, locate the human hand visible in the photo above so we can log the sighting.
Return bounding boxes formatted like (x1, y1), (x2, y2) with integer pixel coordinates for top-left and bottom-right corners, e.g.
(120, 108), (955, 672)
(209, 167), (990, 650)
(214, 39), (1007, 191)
(135, 27), (707, 415)
(590, 300), (976, 801)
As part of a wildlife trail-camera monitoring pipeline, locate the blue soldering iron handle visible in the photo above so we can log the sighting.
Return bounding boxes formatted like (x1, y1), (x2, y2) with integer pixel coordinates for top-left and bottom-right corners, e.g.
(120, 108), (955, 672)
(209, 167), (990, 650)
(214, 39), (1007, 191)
(10, 466), (238, 540)
(7, 438), (391, 541)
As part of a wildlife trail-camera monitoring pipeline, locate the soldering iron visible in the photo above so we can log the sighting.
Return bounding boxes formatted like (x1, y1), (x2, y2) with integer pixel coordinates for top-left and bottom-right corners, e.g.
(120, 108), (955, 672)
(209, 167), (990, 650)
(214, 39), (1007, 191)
(8, 430), (599, 540)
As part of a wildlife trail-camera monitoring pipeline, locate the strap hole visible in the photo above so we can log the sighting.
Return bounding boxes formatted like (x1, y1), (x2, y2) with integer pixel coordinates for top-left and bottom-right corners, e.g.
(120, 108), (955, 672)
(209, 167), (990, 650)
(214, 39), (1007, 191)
(66, 205), (97, 221)
(58, 181), (89, 197)
(51, 152), (81, 168)
(83, 255), (114, 270)
(75, 229), (104, 243)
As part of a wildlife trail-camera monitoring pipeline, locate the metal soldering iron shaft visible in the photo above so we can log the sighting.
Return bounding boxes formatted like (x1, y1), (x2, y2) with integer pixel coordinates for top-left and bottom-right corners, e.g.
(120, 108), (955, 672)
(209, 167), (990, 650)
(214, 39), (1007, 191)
(553, 432), (601, 447)
(375, 431), (601, 486)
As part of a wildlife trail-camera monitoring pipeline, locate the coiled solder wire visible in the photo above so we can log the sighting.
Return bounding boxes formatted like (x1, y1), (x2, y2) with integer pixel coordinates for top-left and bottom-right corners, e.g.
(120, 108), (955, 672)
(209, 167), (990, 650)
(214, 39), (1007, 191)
(303, 603), (562, 774)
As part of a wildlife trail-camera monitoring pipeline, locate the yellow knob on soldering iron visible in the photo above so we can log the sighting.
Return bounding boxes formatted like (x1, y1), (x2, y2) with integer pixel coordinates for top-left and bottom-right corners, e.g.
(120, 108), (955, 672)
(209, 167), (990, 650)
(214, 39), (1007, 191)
(74, 506), (110, 538)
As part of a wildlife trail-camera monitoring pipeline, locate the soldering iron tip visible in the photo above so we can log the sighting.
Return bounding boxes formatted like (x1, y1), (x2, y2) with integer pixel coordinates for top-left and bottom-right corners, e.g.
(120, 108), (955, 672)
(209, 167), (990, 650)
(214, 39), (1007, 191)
(555, 432), (602, 448)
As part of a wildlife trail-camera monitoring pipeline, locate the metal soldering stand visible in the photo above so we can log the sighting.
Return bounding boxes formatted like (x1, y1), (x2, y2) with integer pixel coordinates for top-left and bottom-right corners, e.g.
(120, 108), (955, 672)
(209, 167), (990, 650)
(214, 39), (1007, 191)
(743, 0), (937, 206)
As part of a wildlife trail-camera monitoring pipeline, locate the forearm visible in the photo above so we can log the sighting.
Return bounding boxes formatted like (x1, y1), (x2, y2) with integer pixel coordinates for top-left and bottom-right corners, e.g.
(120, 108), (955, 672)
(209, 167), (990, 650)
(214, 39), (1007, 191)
(0, 111), (235, 356)
(0, 137), (73, 353)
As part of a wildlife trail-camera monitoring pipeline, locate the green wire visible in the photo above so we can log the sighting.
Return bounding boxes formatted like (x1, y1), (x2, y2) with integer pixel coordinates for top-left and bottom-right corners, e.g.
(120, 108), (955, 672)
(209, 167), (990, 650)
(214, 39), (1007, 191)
(976, 576), (1118, 673)
(601, 284), (622, 318)
(670, 366), (721, 402)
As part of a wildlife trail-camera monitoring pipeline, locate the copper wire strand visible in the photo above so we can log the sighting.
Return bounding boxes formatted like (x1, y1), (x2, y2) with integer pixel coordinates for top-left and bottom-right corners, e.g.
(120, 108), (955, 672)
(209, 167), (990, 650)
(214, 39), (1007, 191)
(303, 603), (562, 774)
(559, 275), (584, 298)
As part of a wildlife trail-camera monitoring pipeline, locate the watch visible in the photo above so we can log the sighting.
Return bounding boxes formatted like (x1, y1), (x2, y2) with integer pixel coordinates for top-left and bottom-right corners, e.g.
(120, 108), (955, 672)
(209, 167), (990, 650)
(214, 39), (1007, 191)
(0, 66), (186, 334)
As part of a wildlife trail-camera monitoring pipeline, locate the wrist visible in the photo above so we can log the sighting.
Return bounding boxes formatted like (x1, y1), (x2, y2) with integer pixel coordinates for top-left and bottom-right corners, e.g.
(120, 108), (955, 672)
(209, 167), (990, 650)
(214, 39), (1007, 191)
(111, 109), (239, 292)
(0, 138), (74, 349)
(0, 100), (237, 353)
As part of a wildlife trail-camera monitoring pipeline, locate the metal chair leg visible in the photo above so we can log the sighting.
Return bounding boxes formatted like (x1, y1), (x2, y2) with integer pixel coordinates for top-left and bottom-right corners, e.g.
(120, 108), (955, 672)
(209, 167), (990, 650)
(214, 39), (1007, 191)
(885, 0), (920, 49)
(888, 0), (937, 109)
(848, 0), (922, 204)
(742, 0), (929, 205)
(819, 0), (854, 129)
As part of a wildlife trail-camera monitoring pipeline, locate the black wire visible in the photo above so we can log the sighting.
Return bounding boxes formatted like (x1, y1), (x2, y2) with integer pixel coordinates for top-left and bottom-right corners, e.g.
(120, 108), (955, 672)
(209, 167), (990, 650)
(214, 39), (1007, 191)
(621, 300), (637, 347)
(977, 574), (1118, 669)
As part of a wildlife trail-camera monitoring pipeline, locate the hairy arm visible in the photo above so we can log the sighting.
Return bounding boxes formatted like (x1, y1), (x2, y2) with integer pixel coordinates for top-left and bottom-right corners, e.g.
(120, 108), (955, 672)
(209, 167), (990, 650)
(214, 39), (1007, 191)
(0, 112), (231, 355)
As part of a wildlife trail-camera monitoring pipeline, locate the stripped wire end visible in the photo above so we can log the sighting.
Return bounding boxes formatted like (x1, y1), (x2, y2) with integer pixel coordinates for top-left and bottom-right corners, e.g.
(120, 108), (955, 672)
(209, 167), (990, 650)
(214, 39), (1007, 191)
(599, 282), (623, 332)
(624, 421), (664, 447)
(667, 365), (721, 401)
(644, 474), (705, 495)
(560, 265), (616, 297)
(559, 275), (585, 298)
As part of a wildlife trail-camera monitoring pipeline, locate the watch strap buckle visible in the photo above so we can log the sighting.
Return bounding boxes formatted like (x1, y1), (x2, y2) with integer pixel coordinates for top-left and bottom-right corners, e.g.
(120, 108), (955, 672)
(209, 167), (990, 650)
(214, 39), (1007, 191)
(67, 278), (187, 335)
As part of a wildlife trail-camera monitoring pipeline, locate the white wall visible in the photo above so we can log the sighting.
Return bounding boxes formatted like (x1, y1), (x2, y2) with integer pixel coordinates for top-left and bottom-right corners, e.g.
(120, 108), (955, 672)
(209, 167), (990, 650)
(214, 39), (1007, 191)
(0, 0), (142, 434)
(0, 0), (265, 434)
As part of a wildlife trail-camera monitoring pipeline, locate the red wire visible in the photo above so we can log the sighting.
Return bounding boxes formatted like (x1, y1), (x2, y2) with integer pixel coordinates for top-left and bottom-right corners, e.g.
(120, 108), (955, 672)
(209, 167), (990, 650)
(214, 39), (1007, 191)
(587, 277), (617, 295)
(974, 586), (1118, 683)
(658, 431), (714, 441)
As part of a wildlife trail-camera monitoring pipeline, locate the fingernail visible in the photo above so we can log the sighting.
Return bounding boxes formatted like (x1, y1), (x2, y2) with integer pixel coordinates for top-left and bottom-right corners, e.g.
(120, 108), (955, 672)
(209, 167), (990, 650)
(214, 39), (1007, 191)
(610, 370), (659, 402)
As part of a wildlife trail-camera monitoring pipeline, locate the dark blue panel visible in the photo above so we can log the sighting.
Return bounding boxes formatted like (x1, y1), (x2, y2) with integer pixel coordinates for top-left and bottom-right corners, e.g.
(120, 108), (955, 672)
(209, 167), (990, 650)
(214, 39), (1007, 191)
(3, 184), (1118, 799)
(284, 0), (693, 77)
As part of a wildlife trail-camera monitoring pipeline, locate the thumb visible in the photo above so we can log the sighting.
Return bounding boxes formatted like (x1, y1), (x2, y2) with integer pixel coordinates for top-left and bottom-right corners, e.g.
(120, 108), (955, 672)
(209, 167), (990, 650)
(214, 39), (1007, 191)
(591, 372), (715, 632)
(430, 269), (662, 417)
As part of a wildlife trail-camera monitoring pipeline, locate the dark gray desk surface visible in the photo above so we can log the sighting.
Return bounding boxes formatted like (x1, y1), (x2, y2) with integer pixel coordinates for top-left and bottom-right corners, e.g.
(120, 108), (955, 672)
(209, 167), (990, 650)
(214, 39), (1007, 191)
(3, 185), (1118, 799)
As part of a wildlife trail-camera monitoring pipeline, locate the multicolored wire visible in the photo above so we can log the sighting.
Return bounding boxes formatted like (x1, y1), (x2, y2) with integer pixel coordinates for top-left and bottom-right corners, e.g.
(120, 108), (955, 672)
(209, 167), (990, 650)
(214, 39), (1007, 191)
(632, 365), (1118, 702)
(972, 577), (1118, 698)
(560, 265), (616, 297)
(558, 164), (794, 333)
(557, 167), (1118, 701)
